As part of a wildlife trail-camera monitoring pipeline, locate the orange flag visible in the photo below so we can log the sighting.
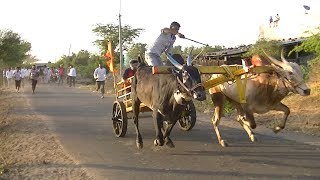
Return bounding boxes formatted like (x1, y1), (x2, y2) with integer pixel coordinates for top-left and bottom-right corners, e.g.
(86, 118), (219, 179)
(105, 41), (117, 74)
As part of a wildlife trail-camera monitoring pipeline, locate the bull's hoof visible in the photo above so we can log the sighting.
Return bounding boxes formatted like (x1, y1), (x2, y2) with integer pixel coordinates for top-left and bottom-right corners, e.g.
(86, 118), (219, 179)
(250, 135), (257, 142)
(220, 140), (228, 147)
(165, 138), (175, 148)
(273, 126), (282, 134)
(136, 141), (143, 149)
(154, 139), (164, 146)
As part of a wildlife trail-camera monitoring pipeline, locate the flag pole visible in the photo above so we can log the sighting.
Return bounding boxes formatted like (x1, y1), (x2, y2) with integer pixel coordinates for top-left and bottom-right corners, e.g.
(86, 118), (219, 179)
(112, 71), (117, 101)
(118, 0), (123, 77)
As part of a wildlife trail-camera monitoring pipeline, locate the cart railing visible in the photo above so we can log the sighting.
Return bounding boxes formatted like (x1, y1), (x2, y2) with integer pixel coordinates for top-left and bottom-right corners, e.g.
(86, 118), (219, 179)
(115, 76), (149, 112)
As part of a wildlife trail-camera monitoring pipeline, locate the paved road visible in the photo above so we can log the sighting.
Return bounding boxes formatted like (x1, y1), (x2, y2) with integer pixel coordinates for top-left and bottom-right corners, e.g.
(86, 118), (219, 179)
(23, 84), (320, 180)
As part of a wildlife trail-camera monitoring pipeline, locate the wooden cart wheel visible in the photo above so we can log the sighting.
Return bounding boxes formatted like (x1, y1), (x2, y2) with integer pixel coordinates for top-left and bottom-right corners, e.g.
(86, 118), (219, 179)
(178, 101), (196, 131)
(112, 101), (128, 137)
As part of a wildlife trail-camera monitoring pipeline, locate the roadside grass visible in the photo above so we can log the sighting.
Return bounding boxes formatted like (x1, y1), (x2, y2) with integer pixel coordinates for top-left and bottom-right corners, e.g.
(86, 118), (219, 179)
(0, 89), (12, 177)
(0, 155), (8, 176)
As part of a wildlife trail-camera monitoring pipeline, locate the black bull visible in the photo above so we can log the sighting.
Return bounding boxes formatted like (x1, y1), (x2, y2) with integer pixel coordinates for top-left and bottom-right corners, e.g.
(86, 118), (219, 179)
(131, 63), (206, 149)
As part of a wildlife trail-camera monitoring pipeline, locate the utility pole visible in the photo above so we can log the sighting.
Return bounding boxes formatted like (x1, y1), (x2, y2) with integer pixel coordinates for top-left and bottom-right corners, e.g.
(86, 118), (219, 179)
(67, 44), (71, 66)
(68, 44), (71, 57)
(118, 0), (123, 76)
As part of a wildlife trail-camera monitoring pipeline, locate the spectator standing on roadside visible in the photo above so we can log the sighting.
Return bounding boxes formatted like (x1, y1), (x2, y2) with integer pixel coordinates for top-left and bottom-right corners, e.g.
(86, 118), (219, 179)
(93, 63), (108, 98)
(5, 67), (13, 88)
(68, 65), (76, 87)
(58, 64), (65, 86)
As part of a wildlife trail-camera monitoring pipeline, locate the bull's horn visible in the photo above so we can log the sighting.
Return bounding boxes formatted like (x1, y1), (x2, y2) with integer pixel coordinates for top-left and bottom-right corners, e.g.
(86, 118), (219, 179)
(280, 49), (289, 64)
(262, 50), (286, 68)
(166, 53), (183, 70)
(187, 48), (193, 66)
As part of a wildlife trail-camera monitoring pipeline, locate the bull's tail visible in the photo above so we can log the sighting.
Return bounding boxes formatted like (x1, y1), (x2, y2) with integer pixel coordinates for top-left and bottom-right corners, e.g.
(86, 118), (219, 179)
(131, 73), (138, 91)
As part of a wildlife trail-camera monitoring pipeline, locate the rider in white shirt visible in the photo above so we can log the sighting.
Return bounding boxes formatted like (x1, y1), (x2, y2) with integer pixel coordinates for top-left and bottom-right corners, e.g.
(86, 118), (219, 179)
(145, 21), (185, 66)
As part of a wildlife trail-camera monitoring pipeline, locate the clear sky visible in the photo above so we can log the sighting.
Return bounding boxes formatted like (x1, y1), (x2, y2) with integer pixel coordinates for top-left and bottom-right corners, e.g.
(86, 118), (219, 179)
(0, 0), (319, 63)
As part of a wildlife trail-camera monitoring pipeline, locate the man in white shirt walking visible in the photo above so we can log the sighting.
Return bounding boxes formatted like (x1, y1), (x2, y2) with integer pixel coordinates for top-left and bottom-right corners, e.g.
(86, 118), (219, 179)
(6, 67), (14, 88)
(93, 63), (107, 98)
(68, 65), (76, 87)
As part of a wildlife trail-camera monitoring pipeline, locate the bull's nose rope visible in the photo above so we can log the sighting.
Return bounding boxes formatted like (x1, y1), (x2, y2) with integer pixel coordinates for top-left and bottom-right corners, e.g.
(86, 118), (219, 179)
(176, 76), (204, 96)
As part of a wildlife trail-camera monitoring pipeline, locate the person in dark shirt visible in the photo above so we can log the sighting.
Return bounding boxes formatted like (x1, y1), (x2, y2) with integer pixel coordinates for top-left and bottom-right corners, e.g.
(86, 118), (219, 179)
(122, 59), (139, 82)
(29, 65), (40, 94)
(122, 59), (139, 97)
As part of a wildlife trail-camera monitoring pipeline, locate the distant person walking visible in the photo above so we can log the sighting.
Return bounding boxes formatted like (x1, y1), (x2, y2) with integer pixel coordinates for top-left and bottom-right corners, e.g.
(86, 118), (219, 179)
(5, 67), (13, 88)
(20, 67), (28, 88)
(93, 63), (108, 98)
(68, 65), (76, 87)
(269, 16), (273, 27)
(43, 65), (49, 83)
(274, 14), (280, 27)
(29, 65), (40, 94)
(58, 64), (65, 86)
(13, 67), (22, 93)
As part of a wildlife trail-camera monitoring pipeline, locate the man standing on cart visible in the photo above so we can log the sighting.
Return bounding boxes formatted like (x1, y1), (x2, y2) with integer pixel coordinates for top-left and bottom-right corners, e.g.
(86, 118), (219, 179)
(145, 21), (185, 66)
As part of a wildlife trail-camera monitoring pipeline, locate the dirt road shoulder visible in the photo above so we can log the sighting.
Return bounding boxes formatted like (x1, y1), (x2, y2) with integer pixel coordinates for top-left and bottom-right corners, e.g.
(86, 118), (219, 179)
(0, 88), (92, 179)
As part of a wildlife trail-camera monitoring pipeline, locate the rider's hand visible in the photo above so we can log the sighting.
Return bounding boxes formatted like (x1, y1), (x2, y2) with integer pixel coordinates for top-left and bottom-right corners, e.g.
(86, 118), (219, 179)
(178, 33), (185, 38)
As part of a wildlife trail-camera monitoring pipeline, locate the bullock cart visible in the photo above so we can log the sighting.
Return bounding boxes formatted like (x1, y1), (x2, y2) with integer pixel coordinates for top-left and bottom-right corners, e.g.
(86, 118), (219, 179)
(111, 64), (273, 138)
(111, 76), (197, 137)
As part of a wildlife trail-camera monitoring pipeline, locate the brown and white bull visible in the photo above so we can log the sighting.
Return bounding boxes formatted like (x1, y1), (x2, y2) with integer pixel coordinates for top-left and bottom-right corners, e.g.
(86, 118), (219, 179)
(210, 51), (311, 147)
(131, 52), (206, 149)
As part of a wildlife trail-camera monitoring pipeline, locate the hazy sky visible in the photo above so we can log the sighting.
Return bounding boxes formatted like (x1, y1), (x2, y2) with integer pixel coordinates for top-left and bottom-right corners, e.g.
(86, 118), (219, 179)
(1, 0), (319, 63)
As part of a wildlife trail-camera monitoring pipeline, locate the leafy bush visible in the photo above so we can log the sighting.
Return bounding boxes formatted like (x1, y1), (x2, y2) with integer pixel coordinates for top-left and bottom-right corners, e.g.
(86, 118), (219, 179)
(306, 56), (320, 83)
(77, 63), (97, 80)
(243, 39), (282, 59)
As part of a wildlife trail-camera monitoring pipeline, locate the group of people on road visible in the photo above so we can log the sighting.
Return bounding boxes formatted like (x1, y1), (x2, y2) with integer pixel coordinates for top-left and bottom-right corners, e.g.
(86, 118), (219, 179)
(3, 21), (184, 98)
(2, 64), (78, 95)
(39, 64), (76, 87)
(3, 66), (32, 93)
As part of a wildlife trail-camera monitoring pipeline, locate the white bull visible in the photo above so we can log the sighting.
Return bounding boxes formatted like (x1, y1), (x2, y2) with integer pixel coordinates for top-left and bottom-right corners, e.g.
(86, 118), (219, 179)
(209, 51), (311, 147)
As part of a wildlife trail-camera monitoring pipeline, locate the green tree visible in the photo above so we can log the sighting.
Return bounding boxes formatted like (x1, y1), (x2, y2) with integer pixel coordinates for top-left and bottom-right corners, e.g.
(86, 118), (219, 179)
(54, 50), (106, 79)
(243, 39), (282, 59)
(181, 45), (223, 60)
(290, 28), (320, 57)
(92, 23), (144, 61)
(127, 43), (147, 60)
(0, 30), (31, 66)
(72, 50), (91, 66)
(22, 55), (38, 66)
(172, 45), (183, 55)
